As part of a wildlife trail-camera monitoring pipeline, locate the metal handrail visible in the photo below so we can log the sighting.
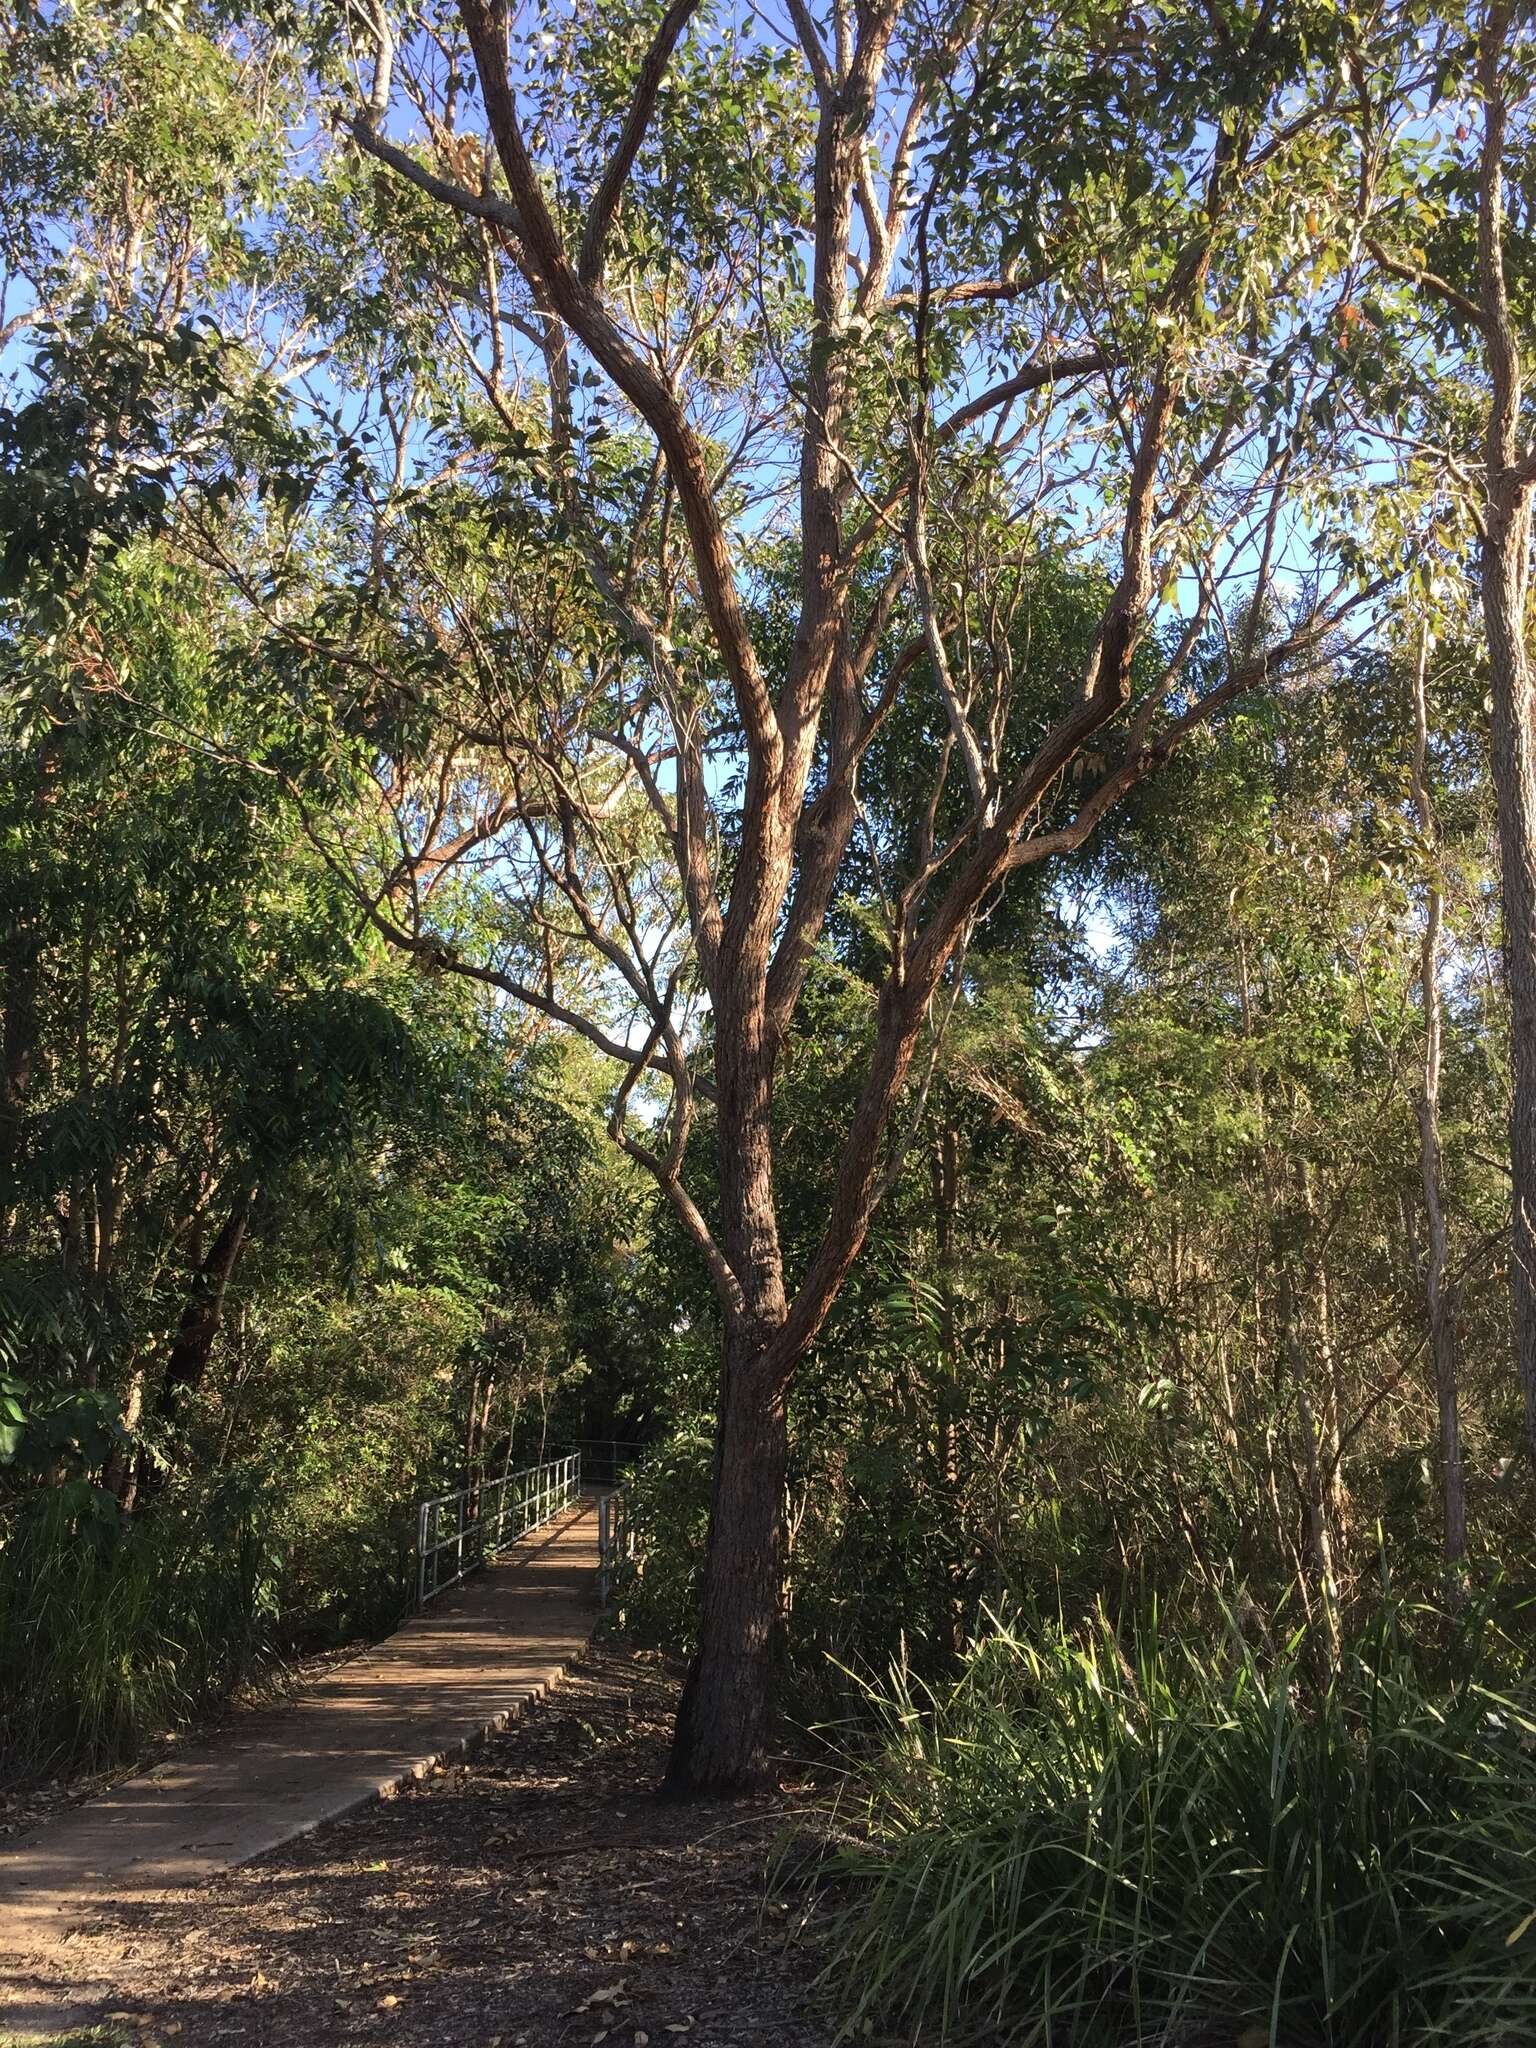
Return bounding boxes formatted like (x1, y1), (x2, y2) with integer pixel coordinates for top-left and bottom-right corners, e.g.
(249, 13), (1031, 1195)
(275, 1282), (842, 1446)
(596, 1486), (633, 1607)
(415, 1452), (581, 1606)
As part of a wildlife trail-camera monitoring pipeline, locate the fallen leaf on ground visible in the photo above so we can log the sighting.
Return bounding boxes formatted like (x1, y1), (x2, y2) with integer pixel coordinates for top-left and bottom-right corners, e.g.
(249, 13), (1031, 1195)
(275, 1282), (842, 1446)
(576, 1981), (629, 2012)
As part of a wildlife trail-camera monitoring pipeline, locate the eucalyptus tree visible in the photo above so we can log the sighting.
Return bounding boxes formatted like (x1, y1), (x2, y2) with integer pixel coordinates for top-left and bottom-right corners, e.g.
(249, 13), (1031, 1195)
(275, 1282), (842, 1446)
(0, 0), (1396, 1788)
(1347, 3), (1536, 1477)
(234, 0), (1403, 1792)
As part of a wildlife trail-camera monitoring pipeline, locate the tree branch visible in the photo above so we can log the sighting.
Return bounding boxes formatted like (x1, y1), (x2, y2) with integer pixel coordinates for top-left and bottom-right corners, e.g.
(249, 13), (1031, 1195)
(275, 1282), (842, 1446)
(455, 0), (777, 759)
(1364, 235), (1487, 333)
(577, 0), (702, 287)
(350, 115), (525, 236)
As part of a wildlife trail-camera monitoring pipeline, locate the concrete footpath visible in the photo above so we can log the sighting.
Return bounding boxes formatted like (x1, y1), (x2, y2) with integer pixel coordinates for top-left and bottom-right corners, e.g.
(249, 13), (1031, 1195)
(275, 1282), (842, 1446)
(0, 1497), (600, 2011)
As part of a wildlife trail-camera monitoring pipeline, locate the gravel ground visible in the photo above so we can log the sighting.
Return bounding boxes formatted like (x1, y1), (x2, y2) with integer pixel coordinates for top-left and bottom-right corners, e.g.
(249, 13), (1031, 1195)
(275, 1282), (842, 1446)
(12, 1649), (834, 2048)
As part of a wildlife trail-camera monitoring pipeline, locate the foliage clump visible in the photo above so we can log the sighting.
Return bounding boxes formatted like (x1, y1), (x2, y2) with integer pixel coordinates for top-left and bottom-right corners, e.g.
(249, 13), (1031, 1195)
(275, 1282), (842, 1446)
(823, 1600), (1536, 2046)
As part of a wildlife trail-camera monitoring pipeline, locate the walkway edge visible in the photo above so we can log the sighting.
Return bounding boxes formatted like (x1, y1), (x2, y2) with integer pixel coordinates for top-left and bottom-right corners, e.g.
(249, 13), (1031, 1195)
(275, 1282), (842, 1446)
(264, 1503), (600, 1852)
(0, 1499), (602, 2015)
(294, 1644), (578, 1840)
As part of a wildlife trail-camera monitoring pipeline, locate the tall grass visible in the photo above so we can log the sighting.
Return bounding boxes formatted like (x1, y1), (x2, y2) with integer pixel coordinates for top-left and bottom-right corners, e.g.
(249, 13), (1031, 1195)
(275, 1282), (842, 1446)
(821, 1601), (1536, 2046)
(0, 1474), (281, 1779)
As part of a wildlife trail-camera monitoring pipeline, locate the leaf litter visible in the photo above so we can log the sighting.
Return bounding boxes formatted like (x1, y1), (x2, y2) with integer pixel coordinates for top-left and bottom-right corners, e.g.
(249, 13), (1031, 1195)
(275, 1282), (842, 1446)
(12, 1647), (828, 2048)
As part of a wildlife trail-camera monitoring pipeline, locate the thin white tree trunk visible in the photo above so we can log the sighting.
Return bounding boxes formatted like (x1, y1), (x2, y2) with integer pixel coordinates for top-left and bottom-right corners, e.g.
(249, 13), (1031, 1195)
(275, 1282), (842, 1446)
(1409, 624), (1469, 1576)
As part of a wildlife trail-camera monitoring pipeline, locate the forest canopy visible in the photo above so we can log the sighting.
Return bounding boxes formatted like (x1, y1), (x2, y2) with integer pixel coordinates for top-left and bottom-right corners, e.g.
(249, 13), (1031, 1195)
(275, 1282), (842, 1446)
(5, 0), (1536, 2036)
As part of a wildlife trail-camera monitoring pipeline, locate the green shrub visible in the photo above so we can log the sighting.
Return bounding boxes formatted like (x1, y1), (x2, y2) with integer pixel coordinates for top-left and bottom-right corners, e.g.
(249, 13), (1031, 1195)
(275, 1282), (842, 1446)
(822, 1600), (1536, 2046)
(0, 1473), (281, 1779)
(607, 1425), (712, 1649)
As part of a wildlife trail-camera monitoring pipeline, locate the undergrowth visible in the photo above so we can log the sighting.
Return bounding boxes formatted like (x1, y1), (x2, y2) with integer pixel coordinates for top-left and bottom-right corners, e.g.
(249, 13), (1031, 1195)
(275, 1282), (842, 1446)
(0, 1473), (281, 1780)
(820, 1598), (1536, 2046)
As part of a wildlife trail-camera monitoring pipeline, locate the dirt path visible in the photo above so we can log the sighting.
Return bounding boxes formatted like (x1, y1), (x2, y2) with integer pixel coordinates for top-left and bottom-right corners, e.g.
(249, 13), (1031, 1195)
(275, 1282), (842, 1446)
(0, 1504), (603, 2032)
(1, 1648), (829, 2048)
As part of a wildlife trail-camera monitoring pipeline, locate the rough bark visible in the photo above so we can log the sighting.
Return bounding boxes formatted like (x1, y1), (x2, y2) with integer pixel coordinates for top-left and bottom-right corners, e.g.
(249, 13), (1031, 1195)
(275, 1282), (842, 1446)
(662, 1326), (789, 1796)
(658, 970), (796, 1794)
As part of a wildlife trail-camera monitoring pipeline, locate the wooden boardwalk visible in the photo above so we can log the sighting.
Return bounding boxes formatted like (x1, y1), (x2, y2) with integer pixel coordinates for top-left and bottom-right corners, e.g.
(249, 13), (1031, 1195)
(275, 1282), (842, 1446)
(0, 1499), (600, 2029)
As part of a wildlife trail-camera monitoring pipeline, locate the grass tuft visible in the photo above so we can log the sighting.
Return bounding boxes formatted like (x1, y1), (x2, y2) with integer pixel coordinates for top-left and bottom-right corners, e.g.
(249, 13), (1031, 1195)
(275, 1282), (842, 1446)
(820, 1598), (1536, 2046)
(0, 1474), (280, 1779)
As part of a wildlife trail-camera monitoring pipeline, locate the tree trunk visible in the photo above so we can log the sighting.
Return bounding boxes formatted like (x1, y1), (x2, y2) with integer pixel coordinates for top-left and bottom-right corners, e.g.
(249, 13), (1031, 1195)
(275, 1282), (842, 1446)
(1278, 1255), (1341, 1666)
(664, 949), (795, 1796)
(134, 1190), (253, 1502)
(103, 1365), (147, 1504)
(1474, 17), (1536, 1478)
(0, 930), (40, 1244)
(1409, 626), (1469, 1575)
(931, 1123), (966, 1656)
(0, 733), (60, 1251)
(1319, 1271), (1348, 1535)
(158, 1197), (251, 1416)
(1483, 512), (1536, 1477)
(662, 1328), (789, 1796)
